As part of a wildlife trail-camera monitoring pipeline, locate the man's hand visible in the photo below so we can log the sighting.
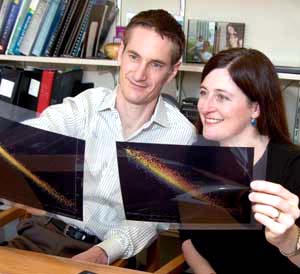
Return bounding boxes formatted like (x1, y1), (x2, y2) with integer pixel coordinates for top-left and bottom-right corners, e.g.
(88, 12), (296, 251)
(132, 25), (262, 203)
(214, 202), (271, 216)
(182, 239), (216, 274)
(72, 246), (108, 265)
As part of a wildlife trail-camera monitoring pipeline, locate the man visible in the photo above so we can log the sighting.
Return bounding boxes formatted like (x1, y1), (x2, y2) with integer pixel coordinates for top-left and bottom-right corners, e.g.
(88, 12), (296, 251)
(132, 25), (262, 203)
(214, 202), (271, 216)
(7, 9), (196, 264)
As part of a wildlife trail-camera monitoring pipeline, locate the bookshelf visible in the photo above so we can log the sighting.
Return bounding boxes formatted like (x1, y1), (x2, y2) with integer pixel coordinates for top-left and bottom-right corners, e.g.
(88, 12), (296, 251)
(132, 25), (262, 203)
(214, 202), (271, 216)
(0, 55), (299, 81)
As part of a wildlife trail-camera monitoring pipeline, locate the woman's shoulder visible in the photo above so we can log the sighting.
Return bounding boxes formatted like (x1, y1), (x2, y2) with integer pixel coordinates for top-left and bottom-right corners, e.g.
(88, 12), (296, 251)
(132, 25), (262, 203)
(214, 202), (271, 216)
(268, 142), (300, 160)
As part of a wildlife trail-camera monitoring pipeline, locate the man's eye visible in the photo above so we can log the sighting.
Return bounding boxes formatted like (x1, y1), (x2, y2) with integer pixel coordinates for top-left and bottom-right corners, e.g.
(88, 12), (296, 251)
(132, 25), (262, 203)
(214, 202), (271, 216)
(129, 54), (138, 61)
(151, 62), (163, 69)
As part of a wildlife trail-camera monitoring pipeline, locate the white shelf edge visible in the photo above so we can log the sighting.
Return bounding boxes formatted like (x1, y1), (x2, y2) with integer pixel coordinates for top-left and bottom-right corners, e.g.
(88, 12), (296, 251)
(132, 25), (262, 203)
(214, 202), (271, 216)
(0, 55), (299, 81)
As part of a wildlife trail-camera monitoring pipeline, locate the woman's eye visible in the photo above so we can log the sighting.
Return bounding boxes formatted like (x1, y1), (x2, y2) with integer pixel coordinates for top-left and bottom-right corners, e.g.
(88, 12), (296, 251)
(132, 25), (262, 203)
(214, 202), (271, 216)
(199, 90), (207, 96)
(216, 94), (229, 101)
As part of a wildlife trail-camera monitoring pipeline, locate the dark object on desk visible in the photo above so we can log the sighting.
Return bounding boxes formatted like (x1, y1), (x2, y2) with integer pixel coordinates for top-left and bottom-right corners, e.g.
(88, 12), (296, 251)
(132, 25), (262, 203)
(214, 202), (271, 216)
(275, 65), (300, 74)
(78, 271), (97, 274)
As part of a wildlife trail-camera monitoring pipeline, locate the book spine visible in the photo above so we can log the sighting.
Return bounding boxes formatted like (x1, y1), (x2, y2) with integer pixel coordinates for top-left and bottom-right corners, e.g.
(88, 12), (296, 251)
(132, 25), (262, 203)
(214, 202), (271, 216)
(19, 0), (50, 56)
(13, 0), (40, 55)
(31, 0), (60, 56)
(43, 0), (67, 57)
(36, 69), (55, 113)
(52, 0), (79, 57)
(0, 0), (12, 35)
(0, 0), (22, 54)
(70, 0), (95, 57)
(6, 0), (31, 55)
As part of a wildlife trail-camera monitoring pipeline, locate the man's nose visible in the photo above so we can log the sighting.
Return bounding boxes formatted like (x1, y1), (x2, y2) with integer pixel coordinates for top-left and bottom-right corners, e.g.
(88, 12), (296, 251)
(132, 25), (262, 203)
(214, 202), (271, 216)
(133, 63), (147, 81)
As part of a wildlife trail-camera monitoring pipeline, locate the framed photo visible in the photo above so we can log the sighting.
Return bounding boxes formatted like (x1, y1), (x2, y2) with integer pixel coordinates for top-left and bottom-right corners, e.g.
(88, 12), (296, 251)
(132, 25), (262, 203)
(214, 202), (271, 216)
(214, 22), (245, 54)
(186, 20), (216, 64)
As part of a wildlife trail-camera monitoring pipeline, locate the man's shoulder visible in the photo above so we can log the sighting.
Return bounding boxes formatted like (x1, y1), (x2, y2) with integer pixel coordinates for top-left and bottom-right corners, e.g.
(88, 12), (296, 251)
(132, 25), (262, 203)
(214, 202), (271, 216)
(78, 87), (113, 100)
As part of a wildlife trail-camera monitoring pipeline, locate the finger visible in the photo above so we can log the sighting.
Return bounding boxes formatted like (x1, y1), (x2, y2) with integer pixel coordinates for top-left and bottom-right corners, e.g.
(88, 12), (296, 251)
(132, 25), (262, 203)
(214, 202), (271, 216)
(182, 240), (216, 274)
(249, 192), (299, 218)
(252, 204), (280, 219)
(251, 181), (299, 205)
(14, 203), (47, 216)
(254, 212), (294, 235)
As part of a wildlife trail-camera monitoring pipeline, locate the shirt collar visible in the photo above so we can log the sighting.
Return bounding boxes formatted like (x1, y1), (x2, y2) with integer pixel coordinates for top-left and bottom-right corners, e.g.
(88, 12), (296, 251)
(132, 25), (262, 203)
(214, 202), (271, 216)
(97, 87), (118, 111)
(151, 95), (170, 128)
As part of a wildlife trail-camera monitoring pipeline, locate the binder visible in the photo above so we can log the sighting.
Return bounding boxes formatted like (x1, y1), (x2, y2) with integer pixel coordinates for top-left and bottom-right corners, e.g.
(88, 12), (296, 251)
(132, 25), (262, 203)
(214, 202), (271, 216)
(50, 69), (83, 105)
(36, 69), (55, 113)
(16, 68), (43, 110)
(0, 66), (23, 104)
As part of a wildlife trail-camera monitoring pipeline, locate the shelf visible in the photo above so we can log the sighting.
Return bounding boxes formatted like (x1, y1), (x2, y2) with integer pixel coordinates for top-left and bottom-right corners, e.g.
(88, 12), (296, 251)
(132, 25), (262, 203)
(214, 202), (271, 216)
(0, 55), (299, 81)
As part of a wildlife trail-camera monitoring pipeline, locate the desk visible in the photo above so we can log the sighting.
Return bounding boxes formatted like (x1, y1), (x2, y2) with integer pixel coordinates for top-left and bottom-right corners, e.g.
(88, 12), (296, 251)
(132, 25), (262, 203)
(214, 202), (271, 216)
(0, 247), (145, 274)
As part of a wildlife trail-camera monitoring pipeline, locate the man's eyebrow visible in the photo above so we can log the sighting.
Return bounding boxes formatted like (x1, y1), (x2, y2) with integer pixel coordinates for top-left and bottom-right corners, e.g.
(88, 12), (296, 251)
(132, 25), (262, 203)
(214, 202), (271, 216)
(127, 49), (139, 56)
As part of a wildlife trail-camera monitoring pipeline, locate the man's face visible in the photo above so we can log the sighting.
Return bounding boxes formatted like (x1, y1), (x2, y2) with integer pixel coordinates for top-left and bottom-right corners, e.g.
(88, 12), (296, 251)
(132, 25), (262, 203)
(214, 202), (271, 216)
(117, 26), (180, 107)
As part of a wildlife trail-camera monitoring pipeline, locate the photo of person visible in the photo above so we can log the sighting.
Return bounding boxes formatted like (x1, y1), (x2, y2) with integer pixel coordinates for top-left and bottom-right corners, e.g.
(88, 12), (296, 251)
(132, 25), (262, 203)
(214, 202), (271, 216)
(186, 20), (216, 63)
(214, 22), (245, 54)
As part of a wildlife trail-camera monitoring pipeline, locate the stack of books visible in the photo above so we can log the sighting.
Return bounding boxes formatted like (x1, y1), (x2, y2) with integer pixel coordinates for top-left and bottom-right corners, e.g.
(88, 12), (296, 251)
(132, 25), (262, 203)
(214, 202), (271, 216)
(0, 0), (118, 58)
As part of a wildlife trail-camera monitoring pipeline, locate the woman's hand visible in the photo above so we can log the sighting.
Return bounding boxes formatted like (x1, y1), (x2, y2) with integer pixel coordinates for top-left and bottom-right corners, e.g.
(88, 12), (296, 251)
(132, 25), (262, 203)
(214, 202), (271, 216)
(249, 180), (300, 253)
(182, 239), (216, 274)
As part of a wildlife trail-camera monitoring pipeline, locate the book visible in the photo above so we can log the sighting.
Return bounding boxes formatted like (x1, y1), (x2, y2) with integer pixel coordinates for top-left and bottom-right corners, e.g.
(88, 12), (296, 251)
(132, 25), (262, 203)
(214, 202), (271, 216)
(214, 22), (245, 54)
(15, 68), (42, 110)
(19, 0), (50, 56)
(62, 0), (89, 56)
(95, 0), (118, 55)
(0, 66), (24, 104)
(42, 0), (68, 56)
(69, 0), (95, 57)
(52, 0), (82, 57)
(36, 69), (55, 113)
(6, 0), (31, 55)
(186, 19), (216, 64)
(0, 0), (12, 36)
(31, 0), (60, 56)
(13, 0), (40, 55)
(85, 0), (108, 58)
(50, 69), (83, 105)
(0, 0), (23, 54)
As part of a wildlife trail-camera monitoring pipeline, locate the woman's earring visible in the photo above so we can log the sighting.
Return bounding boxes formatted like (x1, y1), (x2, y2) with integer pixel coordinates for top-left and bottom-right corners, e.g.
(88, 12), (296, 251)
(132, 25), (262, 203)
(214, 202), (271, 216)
(250, 118), (257, 127)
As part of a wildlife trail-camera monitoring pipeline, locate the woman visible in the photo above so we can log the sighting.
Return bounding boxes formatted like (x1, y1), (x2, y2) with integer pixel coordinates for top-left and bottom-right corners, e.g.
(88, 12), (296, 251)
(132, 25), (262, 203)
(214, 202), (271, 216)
(181, 48), (300, 273)
(226, 23), (243, 49)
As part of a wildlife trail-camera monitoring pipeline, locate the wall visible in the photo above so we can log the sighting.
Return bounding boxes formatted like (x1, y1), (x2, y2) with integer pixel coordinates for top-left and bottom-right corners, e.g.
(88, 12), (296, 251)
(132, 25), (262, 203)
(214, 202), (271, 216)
(83, 0), (300, 138)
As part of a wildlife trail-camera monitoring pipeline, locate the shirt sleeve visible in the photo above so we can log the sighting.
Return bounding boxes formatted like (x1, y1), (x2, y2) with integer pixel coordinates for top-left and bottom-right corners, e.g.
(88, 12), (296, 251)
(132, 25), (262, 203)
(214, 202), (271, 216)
(97, 220), (158, 264)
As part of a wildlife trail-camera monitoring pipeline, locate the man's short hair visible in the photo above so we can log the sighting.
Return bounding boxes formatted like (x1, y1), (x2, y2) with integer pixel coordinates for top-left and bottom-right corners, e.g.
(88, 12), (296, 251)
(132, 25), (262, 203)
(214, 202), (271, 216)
(123, 9), (185, 65)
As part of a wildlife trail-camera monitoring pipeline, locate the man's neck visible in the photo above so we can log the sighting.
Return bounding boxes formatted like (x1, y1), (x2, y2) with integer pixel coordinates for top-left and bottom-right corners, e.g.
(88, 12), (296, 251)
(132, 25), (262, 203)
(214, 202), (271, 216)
(116, 94), (158, 139)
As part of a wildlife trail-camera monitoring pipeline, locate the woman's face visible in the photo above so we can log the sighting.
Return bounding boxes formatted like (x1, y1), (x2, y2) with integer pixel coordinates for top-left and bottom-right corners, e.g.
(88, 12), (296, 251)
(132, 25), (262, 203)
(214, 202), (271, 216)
(227, 25), (236, 35)
(197, 68), (260, 146)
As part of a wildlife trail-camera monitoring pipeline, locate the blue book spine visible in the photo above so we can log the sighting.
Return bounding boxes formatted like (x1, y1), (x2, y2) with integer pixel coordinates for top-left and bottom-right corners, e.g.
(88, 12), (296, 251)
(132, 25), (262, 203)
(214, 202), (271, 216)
(12, 8), (35, 55)
(6, 0), (31, 55)
(0, 0), (23, 54)
(42, 0), (66, 56)
(31, 0), (60, 56)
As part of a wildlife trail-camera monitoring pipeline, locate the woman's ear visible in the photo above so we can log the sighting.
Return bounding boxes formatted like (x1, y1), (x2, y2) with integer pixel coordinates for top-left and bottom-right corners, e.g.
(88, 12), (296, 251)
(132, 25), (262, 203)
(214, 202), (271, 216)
(251, 102), (260, 119)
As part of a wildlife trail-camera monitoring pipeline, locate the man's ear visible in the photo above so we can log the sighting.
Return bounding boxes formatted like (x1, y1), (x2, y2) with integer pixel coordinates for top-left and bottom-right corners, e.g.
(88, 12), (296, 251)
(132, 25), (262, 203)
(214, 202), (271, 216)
(166, 60), (181, 84)
(117, 41), (125, 64)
